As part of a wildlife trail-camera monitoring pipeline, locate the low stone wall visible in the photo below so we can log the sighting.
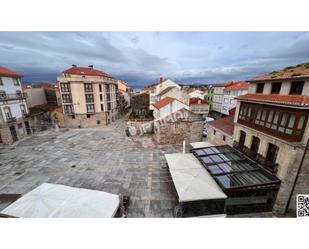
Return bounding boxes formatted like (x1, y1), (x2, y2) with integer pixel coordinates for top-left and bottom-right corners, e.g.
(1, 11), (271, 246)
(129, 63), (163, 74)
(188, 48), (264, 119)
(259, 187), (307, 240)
(153, 111), (203, 145)
(64, 110), (118, 128)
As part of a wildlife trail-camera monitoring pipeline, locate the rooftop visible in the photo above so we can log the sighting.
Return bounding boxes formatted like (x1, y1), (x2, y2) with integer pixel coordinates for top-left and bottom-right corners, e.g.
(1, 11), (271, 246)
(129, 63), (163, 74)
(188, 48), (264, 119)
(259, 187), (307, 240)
(207, 115), (235, 136)
(0, 66), (23, 78)
(249, 62), (309, 82)
(157, 86), (176, 96)
(63, 66), (113, 78)
(237, 93), (309, 106)
(224, 81), (249, 90)
(153, 97), (175, 109)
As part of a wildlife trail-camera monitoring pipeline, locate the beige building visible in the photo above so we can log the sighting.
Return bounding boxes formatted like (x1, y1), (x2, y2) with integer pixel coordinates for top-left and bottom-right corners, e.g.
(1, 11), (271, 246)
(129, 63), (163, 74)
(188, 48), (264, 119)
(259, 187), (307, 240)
(233, 63), (309, 215)
(57, 65), (118, 128)
(24, 87), (47, 108)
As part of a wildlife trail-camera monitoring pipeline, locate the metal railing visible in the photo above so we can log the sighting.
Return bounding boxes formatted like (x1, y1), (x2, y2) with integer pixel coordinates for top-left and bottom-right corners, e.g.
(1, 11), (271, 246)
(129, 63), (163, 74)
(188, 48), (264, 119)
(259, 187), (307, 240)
(0, 93), (27, 100)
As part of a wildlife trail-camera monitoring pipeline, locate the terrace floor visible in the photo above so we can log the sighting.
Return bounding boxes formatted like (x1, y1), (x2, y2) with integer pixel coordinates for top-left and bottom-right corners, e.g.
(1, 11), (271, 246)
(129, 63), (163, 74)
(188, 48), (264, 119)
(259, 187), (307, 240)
(0, 118), (181, 217)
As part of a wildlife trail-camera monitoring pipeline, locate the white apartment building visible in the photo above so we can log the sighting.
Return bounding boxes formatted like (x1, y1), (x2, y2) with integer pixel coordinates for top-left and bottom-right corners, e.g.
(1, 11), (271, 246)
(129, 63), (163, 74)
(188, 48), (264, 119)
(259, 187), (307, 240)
(221, 81), (248, 116)
(57, 65), (118, 128)
(0, 66), (31, 144)
(153, 97), (189, 119)
(212, 84), (225, 118)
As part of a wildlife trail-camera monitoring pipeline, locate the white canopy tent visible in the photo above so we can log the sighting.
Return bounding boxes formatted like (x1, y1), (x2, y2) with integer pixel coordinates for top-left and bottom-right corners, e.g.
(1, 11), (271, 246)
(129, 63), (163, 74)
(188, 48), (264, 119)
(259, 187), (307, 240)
(1, 183), (120, 218)
(165, 153), (227, 202)
(189, 141), (214, 150)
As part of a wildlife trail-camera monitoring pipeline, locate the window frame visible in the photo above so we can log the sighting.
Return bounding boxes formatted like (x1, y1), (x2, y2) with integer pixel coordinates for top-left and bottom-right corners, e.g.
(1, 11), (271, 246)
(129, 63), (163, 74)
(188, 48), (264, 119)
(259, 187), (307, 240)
(270, 82), (282, 94)
(289, 81), (304, 95)
(256, 83), (264, 93)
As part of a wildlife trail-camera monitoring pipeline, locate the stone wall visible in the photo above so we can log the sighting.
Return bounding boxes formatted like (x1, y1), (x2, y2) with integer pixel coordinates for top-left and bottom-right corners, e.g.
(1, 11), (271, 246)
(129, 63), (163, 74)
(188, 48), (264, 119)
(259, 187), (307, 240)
(207, 126), (233, 146)
(153, 110), (203, 145)
(234, 123), (308, 215)
(63, 109), (119, 128)
(0, 117), (32, 145)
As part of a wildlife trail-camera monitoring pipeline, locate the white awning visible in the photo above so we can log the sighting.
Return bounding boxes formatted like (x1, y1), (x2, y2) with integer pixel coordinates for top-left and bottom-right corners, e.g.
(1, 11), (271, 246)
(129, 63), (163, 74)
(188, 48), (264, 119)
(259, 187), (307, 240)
(190, 141), (214, 149)
(165, 153), (227, 202)
(2, 183), (120, 218)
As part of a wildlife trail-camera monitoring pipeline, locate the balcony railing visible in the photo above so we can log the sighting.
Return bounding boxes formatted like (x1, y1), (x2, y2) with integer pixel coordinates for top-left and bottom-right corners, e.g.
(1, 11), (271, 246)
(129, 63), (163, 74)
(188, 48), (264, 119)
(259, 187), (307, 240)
(23, 113), (30, 118)
(0, 93), (27, 100)
(233, 142), (279, 173)
(6, 117), (17, 123)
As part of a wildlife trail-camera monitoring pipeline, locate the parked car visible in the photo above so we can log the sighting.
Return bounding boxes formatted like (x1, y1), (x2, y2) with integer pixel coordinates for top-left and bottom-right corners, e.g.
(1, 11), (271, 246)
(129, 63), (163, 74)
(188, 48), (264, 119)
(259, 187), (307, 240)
(202, 128), (208, 137)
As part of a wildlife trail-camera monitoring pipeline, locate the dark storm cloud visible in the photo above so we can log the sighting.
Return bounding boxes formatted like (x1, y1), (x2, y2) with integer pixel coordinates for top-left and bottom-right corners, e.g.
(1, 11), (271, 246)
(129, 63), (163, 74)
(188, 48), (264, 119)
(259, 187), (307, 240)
(0, 32), (308, 86)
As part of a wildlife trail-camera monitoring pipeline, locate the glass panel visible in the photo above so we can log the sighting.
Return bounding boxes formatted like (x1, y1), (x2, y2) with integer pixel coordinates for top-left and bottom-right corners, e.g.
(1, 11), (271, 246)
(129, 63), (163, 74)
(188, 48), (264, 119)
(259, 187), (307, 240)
(201, 157), (213, 164)
(195, 149), (206, 156)
(297, 116), (305, 129)
(218, 163), (232, 173)
(216, 175), (237, 188)
(208, 165), (224, 174)
(288, 114), (295, 128)
(267, 111), (273, 122)
(209, 155), (224, 163)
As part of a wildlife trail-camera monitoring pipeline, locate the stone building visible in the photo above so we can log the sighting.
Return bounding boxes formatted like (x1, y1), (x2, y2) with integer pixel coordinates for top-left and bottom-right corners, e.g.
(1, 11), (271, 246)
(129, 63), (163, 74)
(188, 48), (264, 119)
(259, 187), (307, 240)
(206, 114), (234, 146)
(0, 66), (32, 145)
(233, 62), (309, 215)
(57, 65), (118, 128)
(153, 108), (203, 145)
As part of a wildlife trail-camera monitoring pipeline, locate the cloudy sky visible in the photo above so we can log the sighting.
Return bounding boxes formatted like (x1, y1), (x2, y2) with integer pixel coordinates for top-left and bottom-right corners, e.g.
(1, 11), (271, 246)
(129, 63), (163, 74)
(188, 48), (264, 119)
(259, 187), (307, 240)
(0, 32), (309, 87)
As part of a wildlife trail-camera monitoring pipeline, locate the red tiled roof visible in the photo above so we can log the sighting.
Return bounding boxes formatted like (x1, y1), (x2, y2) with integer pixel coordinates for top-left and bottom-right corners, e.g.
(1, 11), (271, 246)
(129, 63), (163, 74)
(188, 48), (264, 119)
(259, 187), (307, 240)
(224, 81), (249, 90)
(63, 66), (113, 78)
(207, 115), (235, 136)
(153, 97), (175, 109)
(237, 93), (309, 106)
(249, 63), (309, 81)
(190, 98), (209, 105)
(0, 66), (23, 78)
(157, 86), (176, 96)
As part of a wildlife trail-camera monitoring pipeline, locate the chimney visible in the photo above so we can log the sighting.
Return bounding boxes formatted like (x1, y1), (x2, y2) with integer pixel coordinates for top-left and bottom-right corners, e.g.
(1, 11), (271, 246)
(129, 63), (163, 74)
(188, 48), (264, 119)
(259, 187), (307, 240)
(159, 77), (164, 83)
(89, 65), (93, 69)
(72, 64), (77, 67)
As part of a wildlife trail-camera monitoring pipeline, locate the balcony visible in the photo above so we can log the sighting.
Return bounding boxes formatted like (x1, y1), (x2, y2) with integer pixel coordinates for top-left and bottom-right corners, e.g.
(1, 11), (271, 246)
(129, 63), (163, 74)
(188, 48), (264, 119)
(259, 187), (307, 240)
(23, 113), (30, 119)
(0, 93), (27, 101)
(233, 142), (278, 173)
(6, 117), (17, 123)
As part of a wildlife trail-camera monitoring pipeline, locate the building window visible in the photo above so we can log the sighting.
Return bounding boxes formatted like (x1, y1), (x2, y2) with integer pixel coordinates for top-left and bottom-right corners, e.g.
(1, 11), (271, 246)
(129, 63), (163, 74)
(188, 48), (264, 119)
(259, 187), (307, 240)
(60, 83), (70, 92)
(20, 104), (27, 115)
(101, 104), (104, 111)
(271, 82), (281, 94)
(238, 102), (308, 142)
(0, 77), (3, 85)
(3, 107), (12, 119)
(84, 83), (93, 92)
(86, 104), (95, 113)
(222, 135), (226, 141)
(63, 105), (73, 114)
(265, 143), (279, 169)
(106, 84), (110, 93)
(62, 94), (72, 103)
(16, 90), (22, 97)
(290, 81), (304, 95)
(256, 83), (264, 93)
(86, 114), (91, 118)
(99, 84), (102, 92)
(213, 129), (216, 135)
(100, 94), (103, 101)
(13, 78), (20, 86)
(106, 93), (111, 102)
(107, 102), (111, 111)
(85, 94), (94, 103)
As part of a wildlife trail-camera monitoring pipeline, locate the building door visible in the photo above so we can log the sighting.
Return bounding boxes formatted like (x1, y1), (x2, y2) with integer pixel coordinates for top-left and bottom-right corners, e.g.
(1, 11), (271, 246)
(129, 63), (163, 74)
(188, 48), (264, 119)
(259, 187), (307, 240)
(250, 136), (260, 156)
(9, 126), (18, 142)
(239, 130), (246, 150)
(24, 121), (31, 135)
(266, 143), (279, 166)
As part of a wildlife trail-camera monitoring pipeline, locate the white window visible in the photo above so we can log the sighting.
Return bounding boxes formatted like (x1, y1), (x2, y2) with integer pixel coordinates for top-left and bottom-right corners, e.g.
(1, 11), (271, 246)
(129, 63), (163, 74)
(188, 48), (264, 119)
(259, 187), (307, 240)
(3, 107), (12, 119)
(20, 104), (27, 114)
(13, 78), (20, 86)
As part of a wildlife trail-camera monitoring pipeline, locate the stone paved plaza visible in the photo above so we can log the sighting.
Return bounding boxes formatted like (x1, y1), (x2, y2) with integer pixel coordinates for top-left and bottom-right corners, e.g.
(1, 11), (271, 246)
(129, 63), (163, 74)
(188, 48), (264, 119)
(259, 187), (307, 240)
(0, 119), (182, 217)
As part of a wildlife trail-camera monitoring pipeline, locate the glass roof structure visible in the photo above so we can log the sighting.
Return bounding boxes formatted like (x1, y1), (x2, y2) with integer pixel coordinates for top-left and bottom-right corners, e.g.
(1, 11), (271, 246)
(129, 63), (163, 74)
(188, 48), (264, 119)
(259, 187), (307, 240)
(192, 145), (281, 194)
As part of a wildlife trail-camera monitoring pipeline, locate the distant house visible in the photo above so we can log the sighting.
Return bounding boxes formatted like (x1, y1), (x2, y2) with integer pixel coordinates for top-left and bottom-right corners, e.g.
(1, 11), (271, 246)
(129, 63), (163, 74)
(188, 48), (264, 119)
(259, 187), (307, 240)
(188, 89), (207, 100)
(189, 98), (209, 117)
(221, 81), (248, 116)
(211, 84), (226, 119)
(206, 114), (234, 146)
(153, 97), (190, 119)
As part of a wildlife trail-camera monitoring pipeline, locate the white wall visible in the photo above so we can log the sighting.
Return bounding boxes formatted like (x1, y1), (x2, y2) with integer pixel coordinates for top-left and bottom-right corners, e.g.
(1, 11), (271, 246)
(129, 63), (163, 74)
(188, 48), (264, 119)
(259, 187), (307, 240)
(24, 88), (47, 108)
(0, 76), (22, 94)
(155, 79), (180, 95)
(189, 90), (206, 100)
(155, 99), (189, 119)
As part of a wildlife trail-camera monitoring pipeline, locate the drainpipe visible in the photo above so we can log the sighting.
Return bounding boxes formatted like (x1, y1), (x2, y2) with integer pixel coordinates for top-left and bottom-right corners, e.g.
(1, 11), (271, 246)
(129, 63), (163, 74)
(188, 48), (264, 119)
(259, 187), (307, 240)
(285, 137), (309, 213)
